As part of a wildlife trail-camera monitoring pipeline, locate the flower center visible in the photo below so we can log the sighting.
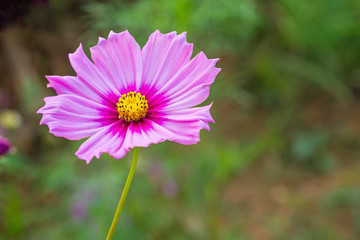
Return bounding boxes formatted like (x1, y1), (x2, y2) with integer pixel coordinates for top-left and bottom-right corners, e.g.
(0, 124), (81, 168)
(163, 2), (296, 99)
(116, 91), (149, 121)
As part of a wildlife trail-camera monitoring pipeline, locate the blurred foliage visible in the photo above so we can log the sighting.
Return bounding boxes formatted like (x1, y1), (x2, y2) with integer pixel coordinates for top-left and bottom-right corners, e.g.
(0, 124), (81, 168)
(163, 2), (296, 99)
(1, 0), (360, 239)
(83, 0), (260, 50)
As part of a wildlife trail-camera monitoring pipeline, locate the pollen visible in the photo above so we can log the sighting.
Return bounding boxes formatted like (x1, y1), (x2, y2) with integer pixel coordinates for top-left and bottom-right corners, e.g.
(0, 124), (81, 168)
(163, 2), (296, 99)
(116, 91), (149, 121)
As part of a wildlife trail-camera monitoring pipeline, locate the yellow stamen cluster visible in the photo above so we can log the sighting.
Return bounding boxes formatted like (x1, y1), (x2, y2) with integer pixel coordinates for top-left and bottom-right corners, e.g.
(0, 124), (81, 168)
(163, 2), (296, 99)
(116, 91), (148, 121)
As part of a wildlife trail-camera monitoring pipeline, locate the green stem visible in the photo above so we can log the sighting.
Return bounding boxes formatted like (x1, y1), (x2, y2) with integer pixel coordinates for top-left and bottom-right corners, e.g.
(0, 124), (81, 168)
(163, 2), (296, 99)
(106, 147), (139, 240)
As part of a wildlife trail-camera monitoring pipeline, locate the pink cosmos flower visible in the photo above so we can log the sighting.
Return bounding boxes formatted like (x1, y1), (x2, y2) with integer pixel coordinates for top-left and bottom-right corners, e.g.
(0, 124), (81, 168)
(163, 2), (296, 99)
(38, 30), (220, 163)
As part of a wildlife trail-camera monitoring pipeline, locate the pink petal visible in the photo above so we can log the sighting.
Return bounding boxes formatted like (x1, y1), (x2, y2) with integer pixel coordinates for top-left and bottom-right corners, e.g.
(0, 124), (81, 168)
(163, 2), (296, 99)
(148, 104), (214, 145)
(90, 30), (142, 93)
(75, 121), (128, 164)
(76, 118), (176, 163)
(149, 52), (220, 111)
(46, 75), (106, 103)
(141, 30), (193, 97)
(37, 94), (118, 140)
(69, 44), (120, 104)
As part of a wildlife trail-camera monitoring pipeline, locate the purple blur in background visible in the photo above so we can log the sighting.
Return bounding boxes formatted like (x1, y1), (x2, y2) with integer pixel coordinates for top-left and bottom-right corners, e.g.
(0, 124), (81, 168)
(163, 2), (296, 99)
(0, 136), (11, 156)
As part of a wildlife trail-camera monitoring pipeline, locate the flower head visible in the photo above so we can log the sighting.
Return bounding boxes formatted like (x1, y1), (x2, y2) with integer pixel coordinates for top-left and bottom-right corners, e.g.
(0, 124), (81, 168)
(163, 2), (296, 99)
(0, 136), (11, 156)
(38, 30), (220, 163)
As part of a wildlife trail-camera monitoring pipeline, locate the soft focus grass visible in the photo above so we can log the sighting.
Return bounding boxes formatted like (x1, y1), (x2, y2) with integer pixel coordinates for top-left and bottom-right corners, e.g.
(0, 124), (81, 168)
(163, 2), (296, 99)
(1, 0), (360, 239)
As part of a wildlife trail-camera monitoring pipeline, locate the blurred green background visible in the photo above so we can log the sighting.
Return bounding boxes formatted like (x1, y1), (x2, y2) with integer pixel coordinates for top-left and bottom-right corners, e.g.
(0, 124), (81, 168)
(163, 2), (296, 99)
(1, 0), (360, 239)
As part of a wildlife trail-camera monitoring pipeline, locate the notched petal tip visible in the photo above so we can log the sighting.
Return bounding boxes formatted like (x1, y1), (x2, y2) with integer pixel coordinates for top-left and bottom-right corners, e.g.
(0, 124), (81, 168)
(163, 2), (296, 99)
(37, 98), (49, 115)
(177, 32), (189, 42)
(69, 43), (83, 56)
(196, 51), (221, 65)
(108, 29), (132, 40)
(45, 75), (54, 81)
(39, 118), (46, 126)
(77, 152), (93, 164)
(207, 102), (216, 124)
(75, 149), (96, 164)
(36, 106), (45, 114)
(108, 30), (116, 36)
(177, 31), (192, 45)
(97, 36), (106, 44)
(150, 29), (163, 39)
(68, 44), (86, 65)
(168, 31), (177, 37)
(37, 108), (43, 115)
(45, 75), (58, 89)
